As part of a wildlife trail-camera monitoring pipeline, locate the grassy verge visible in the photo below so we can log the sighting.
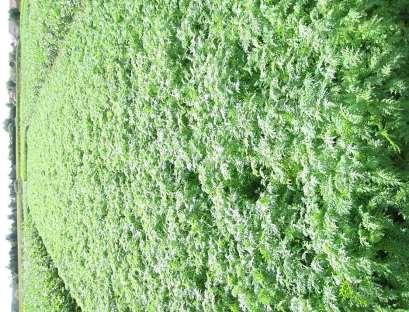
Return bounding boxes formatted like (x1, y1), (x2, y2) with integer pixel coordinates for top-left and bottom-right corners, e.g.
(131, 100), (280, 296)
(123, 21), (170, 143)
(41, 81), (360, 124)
(15, 3), (23, 309)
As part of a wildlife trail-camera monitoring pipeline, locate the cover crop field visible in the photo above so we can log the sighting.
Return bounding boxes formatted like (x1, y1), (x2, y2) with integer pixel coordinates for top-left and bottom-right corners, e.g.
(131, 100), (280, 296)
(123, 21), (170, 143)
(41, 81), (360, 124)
(18, 0), (409, 311)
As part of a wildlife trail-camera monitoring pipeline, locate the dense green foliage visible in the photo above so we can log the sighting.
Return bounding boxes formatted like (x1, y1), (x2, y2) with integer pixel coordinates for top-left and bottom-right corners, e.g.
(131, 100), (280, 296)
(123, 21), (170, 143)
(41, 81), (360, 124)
(21, 209), (80, 311)
(9, 8), (20, 23)
(5, 97), (18, 311)
(21, 0), (409, 311)
(5, 45), (18, 310)
(20, 0), (81, 123)
(18, 1), (83, 310)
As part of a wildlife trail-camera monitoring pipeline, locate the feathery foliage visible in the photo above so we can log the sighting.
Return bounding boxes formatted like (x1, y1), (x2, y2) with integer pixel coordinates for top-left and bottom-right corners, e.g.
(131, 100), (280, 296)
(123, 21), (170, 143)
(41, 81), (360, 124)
(21, 209), (80, 311)
(21, 0), (409, 311)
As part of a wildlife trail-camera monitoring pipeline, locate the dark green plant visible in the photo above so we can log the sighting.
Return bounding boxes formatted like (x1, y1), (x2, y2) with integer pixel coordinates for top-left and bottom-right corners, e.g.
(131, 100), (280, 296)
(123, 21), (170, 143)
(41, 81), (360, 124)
(9, 8), (20, 23)
(7, 80), (16, 92)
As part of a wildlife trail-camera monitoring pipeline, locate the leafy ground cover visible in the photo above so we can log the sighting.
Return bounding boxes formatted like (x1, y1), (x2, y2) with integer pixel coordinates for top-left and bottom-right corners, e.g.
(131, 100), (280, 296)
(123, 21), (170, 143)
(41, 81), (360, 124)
(19, 0), (81, 126)
(21, 208), (80, 311)
(21, 0), (409, 311)
(18, 0), (83, 309)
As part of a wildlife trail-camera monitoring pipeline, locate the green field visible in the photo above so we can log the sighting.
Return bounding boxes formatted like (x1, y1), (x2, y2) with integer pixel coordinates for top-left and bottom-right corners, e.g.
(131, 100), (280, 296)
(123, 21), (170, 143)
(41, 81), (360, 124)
(19, 0), (409, 311)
